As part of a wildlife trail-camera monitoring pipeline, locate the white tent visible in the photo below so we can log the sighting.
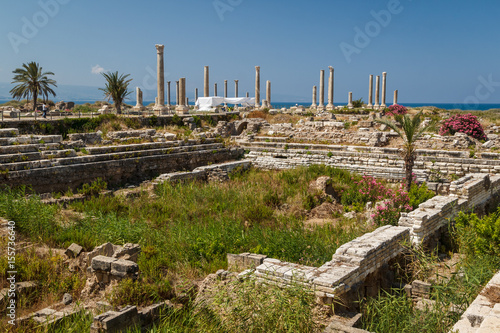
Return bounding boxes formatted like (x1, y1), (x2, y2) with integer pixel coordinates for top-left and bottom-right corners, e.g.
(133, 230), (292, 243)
(195, 97), (255, 111)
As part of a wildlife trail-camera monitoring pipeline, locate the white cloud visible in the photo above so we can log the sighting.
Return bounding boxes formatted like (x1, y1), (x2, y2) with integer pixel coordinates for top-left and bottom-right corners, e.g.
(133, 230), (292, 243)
(91, 64), (105, 74)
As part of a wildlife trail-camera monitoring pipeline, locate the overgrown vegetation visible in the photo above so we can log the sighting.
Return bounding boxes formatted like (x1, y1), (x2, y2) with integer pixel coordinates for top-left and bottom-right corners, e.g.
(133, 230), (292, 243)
(360, 208), (500, 333)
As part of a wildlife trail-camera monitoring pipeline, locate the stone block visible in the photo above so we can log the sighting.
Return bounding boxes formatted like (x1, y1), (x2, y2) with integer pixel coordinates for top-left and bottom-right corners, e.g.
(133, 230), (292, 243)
(412, 280), (431, 298)
(65, 243), (83, 258)
(91, 306), (139, 333)
(110, 259), (139, 277)
(91, 255), (117, 272)
(139, 301), (173, 326)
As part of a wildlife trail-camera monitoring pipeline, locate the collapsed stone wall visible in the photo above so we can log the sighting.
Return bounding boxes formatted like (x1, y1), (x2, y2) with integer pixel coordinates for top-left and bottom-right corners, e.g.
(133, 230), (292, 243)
(251, 174), (500, 307)
(399, 173), (500, 246)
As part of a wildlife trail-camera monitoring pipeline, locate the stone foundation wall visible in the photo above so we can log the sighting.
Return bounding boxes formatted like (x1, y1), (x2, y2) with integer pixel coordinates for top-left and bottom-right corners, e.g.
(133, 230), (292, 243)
(2, 147), (244, 193)
(242, 141), (500, 181)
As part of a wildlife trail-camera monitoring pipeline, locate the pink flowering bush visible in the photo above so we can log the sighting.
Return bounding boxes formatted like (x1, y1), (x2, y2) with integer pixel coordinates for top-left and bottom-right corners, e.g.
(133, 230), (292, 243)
(371, 186), (412, 226)
(439, 113), (486, 140)
(341, 175), (433, 226)
(386, 104), (408, 116)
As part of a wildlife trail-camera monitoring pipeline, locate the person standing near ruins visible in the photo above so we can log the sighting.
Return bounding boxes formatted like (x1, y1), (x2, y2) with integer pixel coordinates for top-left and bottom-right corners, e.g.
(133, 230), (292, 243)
(42, 103), (47, 118)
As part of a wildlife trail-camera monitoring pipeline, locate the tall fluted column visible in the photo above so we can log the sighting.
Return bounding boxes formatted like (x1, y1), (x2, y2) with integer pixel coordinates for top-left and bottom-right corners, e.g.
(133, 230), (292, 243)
(319, 70), (325, 109)
(374, 75), (380, 109)
(204, 66), (209, 97)
(234, 80), (239, 97)
(326, 66), (334, 110)
(154, 44), (166, 111)
(214, 83), (218, 96)
(393, 90), (398, 105)
(347, 92), (353, 109)
(367, 75), (373, 108)
(266, 80), (271, 108)
(381, 72), (387, 108)
(224, 80), (228, 98)
(195, 88), (198, 102)
(246, 92), (249, 98)
(311, 86), (317, 108)
(255, 66), (261, 108)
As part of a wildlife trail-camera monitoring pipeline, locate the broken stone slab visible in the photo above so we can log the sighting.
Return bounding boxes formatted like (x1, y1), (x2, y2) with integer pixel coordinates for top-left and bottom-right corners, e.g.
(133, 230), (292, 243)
(112, 243), (141, 262)
(90, 305), (140, 333)
(91, 255), (117, 272)
(65, 243), (83, 258)
(87, 242), (116, 266)
(139, 301), (173, 326)
(110, 259), (139, 278)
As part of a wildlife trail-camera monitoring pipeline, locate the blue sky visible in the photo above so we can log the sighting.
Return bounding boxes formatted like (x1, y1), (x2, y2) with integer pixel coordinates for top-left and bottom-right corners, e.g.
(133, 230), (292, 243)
(1, 0), (499, 103)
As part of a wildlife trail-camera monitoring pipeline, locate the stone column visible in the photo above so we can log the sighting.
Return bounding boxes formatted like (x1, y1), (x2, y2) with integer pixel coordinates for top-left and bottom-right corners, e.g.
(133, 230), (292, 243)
(224, 80), (228, 98)
(133, 87), (145, 111)
(176, 81), (179, 106)
(214, 83), (218, 96)
(367, 75), (373, 108)
(234, 80), (239, 97)
(246, 92), (249, 98)
(195, 88), (198, 102)
(204, 66), (209, 97)
(167, 81), (171, 107)
(381, 72), (387, 108)
(326, 66), (334, 110)
(266, 80), (271, 108)
(255, 66), (261, 108)
(347, 92), (353, 109)
(176, 77), (189, 114)
(311, 86), (317, 109)
(154, 44), (166, 111)
(319, 70), (325, 110)
(393, 90), (398, 105)
(374, 75), (380, 109)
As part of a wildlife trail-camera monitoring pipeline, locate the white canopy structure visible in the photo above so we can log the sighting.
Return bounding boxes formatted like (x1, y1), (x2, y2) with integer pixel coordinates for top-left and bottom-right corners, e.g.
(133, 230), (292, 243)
(195, 97), (255, 111)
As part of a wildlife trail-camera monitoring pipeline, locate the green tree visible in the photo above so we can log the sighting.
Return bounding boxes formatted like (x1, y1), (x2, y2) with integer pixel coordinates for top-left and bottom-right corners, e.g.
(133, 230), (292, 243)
(10, 62), (57, 112)
(377, 111), (434, 190)
(99, 71), (132, 114)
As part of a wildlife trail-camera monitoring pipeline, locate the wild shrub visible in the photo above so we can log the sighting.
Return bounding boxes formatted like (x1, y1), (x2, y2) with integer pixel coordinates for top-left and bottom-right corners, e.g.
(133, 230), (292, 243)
(439, 113), (486, 140)
(77, 178), (107, 196)
(386, 104), (408, 116)
(454, 208), (500, 256)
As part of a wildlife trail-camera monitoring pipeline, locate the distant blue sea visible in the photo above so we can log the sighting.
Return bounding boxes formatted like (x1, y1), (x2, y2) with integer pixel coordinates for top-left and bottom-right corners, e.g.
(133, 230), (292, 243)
(1, 100), (500, 111)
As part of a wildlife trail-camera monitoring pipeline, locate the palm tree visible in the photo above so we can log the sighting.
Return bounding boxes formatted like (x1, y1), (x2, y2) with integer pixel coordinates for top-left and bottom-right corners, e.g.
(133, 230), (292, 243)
(376, 112), (435, 190)
(10, 62), (57, 112)
(99, 71), (132, 114)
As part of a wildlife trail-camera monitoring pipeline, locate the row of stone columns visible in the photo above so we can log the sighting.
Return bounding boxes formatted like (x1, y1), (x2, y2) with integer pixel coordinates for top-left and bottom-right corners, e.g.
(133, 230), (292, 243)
(311, 67), (334, 110)
(368, 72), (387, 110)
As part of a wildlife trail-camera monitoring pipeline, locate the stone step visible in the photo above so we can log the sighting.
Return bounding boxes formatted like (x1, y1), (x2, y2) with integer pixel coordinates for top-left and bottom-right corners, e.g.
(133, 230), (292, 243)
(0, 135), (62, 146)
(0, 143), (61, 155)
(86, 138), (220, 155)
(0, 128), (19, 138)
(0, 144), (224, 172)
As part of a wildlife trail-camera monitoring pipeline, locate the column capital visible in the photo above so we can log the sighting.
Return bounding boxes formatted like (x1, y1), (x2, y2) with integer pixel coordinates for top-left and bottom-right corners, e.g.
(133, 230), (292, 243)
(155, 44), (164, 54)
(329, 66), (334, 72)
(234, 80), (239, 83)
(255, 66), (260, 71)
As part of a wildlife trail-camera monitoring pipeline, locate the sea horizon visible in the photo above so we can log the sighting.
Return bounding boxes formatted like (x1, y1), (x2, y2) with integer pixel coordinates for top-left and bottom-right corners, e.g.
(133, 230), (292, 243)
(1, 100), (500, 112)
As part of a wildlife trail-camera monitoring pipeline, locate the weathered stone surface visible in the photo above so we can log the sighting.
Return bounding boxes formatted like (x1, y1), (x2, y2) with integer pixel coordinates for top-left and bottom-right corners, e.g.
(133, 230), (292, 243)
(65, 243), (83, 258)
(90, 306), (139, 333)
(110, 259), (139, 277)
(91, 255), (117, 272)
(62, 293), (73, 305)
